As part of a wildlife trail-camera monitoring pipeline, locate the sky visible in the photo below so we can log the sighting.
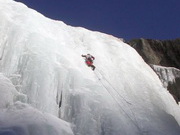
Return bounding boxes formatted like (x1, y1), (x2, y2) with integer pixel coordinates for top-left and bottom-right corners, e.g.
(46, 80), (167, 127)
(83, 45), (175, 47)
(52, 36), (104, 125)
(15, 0), (180, 41)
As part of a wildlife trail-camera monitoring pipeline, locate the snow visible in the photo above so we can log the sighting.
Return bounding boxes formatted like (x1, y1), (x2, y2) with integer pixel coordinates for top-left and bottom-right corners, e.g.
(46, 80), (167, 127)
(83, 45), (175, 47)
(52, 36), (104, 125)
(0, 0), (180, 135)
(0, 101), (73, 135)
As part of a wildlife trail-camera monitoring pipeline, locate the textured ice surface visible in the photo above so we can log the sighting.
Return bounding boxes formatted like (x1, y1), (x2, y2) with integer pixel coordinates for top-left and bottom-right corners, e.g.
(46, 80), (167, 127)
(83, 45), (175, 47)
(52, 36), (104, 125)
(0, 0), (180, 135)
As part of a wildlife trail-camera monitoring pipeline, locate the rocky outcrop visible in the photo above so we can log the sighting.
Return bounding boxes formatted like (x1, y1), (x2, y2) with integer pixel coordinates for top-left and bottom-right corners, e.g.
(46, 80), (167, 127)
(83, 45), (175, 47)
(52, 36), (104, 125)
(128, 38), (180, 104)
(168, 78), (180, 104)
(128, 38), (180, 69)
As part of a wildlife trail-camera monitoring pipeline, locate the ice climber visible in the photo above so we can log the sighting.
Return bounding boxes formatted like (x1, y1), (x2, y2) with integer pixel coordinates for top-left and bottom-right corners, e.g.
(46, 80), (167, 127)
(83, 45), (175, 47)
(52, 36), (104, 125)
(82, 54), (96, 70)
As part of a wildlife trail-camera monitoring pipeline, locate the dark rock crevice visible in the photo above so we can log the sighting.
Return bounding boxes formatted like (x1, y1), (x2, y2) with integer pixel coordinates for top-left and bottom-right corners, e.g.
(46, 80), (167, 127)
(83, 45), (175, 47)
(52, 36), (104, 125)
(167, 78), (180, 104)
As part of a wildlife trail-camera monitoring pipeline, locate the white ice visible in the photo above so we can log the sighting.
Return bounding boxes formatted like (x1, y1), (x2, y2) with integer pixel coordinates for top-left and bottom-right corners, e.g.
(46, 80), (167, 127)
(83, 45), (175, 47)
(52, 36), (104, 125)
(0, 0), (180, 135)
(0, 73), (73, 135)
(152, 64), (180, 88)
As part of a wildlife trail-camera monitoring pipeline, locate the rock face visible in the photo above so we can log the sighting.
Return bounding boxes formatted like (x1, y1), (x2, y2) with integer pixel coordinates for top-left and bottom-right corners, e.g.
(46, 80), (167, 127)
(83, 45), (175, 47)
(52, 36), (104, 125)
(128, 38), (180, 69)
(128, 38), (180, 104)
(168, 78), (180, 104)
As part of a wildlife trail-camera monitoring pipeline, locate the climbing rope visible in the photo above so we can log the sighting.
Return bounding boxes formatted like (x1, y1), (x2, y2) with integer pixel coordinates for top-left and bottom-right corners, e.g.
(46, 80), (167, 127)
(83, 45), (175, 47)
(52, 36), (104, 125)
(96, 69), (132, 105)
(78, 46), (143, 133)
(94, 69), (144, 135)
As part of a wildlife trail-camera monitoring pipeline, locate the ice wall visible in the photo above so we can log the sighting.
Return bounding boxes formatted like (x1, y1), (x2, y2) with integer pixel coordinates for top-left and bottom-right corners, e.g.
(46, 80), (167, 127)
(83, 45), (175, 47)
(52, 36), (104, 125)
(151, 65), (180, 88)
(0, 73), (73, 135)
(0, 0), (180, 135)
(151, 65), (180, 104)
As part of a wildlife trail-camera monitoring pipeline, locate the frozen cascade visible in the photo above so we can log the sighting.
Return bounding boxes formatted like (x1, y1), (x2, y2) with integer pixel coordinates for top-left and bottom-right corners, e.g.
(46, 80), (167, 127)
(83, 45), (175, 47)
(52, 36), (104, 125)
(151, 65), (180, 88)
(0, 73), (73, 135)
(151, 65), (180, 104)
(0, 0), (180, 135)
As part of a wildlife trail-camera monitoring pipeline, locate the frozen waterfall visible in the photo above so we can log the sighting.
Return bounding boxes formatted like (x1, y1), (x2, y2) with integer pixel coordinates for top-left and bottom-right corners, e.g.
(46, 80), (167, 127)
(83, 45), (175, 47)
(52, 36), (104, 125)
(0, 0), (180, 135)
